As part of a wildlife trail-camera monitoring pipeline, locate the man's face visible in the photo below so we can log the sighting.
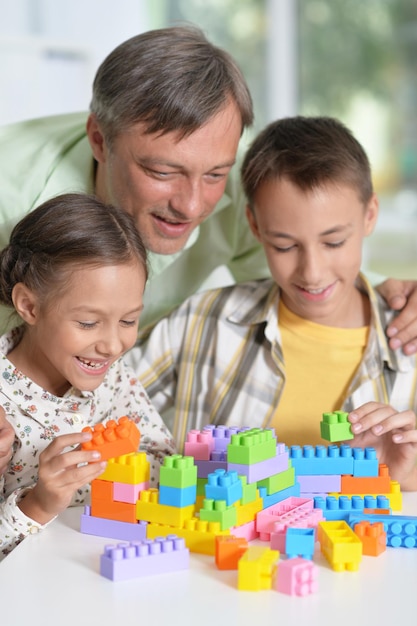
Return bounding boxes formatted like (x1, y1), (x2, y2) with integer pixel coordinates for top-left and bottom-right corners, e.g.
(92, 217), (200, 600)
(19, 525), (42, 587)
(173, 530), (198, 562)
(88, 101), (242, 255)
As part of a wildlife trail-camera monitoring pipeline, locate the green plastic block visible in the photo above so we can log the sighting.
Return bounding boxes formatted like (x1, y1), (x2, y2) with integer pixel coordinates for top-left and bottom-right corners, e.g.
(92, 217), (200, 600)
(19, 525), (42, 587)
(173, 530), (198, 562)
(257, 466), (296, 495)
(199, 498), (237, 530)
(320, 411), (354, 442)
(159, 454), (198, 488)
(227, 429), (277, 465)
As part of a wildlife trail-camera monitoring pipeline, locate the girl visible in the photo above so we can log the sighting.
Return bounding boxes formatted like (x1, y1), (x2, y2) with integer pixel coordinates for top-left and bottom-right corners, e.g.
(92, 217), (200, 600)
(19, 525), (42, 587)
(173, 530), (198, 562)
(0, 193), (176, 559)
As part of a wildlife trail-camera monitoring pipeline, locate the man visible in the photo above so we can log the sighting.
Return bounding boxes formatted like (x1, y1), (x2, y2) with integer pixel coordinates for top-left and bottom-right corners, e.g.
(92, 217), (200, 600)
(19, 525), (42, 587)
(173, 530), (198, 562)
(0, 25), (416, 346)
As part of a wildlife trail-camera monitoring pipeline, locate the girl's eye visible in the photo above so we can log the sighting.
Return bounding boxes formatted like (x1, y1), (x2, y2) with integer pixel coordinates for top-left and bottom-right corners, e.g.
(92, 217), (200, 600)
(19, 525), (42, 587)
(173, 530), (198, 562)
(78, 321), (96, 329)
(326, 240), (345, 248)
(121, 320), (137, 327)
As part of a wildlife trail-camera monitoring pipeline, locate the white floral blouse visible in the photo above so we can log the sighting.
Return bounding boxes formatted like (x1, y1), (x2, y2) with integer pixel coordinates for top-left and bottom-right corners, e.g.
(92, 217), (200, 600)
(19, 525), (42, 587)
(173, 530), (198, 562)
(0, 327), (176, 560)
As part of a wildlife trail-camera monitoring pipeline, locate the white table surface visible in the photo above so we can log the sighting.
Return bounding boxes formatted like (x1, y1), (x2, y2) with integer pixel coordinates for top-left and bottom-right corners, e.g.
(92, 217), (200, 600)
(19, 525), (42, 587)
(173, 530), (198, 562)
(1, 494), (416, 626)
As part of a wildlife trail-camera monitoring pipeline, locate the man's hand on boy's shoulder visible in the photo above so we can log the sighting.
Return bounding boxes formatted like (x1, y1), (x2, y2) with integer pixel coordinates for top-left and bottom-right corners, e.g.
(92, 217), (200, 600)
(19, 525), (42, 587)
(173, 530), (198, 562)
(376, 278), (417, 355)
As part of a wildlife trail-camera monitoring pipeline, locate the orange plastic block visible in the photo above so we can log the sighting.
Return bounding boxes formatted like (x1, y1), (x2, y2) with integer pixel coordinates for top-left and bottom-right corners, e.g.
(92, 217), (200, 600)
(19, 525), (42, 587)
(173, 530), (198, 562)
(318, 520), (362, 572)
(340, 464), (391, 494)
(82, 416), (140, 461)
(98, 452), (150, 484)
(215, 535), (248, 570)
(238, 546), (279, 591)
(147, 518), (230, 554)
(136, 489), (195, 526)
(354, 521), (387, 556)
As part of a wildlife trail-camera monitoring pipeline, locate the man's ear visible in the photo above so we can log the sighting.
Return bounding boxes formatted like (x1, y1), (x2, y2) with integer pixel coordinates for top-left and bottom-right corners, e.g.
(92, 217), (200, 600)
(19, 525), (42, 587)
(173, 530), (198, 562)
(364, 193), (379, 237)
(86, 113), (107, 163)
(11, 283), (40, 326)
(245, 204), (261, 242)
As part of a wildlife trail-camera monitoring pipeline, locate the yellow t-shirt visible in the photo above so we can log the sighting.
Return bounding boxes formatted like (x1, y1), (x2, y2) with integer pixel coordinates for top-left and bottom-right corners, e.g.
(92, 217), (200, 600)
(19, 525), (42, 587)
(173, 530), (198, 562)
(272, 300), (369, 448)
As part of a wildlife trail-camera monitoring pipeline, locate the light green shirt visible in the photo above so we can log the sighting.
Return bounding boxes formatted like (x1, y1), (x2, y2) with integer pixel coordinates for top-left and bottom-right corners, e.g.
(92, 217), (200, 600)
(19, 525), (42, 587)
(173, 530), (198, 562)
(0, 112), (270, 332)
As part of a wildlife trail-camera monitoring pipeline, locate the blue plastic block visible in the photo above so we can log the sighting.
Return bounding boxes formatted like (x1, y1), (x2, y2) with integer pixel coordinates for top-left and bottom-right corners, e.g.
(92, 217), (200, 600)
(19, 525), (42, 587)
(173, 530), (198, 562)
(314, 495), (391, 521)
(289, 444), (354, 475)
(285, 527), (315, 560)
(347, 512), (417, 548)
(205, 469), (243, 505)
(351, 447), (379, 477)
(158, 484), (197, 507)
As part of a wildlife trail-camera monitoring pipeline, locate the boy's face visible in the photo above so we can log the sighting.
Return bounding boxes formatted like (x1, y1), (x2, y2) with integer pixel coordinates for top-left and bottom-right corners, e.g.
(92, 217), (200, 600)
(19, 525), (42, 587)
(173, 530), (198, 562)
(246, 177), (378, 327)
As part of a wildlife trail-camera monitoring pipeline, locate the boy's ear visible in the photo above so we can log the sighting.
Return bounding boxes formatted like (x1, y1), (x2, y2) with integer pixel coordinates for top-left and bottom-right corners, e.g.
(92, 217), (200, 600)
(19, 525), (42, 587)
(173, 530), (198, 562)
(245, 205), (262, 241)
(11, 283), (40, 326)
(364, 193), (379, 236)
(86, 113), (107, 163)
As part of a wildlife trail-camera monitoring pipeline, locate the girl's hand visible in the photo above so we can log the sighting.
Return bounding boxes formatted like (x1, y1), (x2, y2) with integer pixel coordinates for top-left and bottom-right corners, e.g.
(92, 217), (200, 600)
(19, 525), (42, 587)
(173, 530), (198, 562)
(18, 431), (107, 524)
(0, 407), (15, 475)
(348, 402), (417, 491)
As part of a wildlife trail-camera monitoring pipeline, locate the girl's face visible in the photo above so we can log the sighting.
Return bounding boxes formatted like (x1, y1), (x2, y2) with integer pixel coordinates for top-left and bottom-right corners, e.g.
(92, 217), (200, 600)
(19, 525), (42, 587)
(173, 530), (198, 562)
(15, 261), (146, 396)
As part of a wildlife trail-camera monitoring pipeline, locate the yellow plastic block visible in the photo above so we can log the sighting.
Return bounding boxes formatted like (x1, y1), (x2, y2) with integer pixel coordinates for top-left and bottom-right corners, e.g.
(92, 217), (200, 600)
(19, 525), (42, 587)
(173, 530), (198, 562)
(238, 546), (279, 591)
(318, 520), (362, 572)
(234, 496), (264, 526)
(147, 518), (230, 554)
(136, 489), (195, 526)
(98, 452), (150, 484)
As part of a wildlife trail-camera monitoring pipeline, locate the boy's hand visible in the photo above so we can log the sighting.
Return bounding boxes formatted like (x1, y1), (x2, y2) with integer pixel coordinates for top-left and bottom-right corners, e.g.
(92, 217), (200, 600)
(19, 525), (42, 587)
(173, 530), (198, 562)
(376, 278), (417, 355)
(18, 431), (107, 525)
(0, 407), (15, 475)
(348, 402), (417, 491)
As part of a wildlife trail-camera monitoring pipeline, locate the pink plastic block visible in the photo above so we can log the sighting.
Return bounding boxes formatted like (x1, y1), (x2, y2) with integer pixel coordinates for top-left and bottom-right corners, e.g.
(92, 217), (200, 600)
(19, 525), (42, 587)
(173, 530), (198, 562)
(270, 508), (323, 551)
(80, 505), (148, 541)
(100, 535), (190, 581)
(256, 497), (314, 541)
(230, 520), (259, 541)
(275, 558), (318, 596)
(184, 429), (215, 461)
(113, 481), (149, 504)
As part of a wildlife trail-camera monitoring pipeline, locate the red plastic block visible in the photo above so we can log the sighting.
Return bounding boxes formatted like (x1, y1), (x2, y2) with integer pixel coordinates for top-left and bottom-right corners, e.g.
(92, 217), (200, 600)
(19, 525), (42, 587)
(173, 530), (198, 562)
(100, 535), (189, 581)
(81, 416), (140, 461)
(215, 535), (248, 570)
(275, 557), (318, 596)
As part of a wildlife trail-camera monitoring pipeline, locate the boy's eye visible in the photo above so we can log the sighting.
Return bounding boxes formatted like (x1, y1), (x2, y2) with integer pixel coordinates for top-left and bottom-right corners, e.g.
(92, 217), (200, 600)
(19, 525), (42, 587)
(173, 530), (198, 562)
(78, 321), (97, 329)
(120, 319), (137, 327)
(325, 240), (345, 248)
(274, 245), (295, 253)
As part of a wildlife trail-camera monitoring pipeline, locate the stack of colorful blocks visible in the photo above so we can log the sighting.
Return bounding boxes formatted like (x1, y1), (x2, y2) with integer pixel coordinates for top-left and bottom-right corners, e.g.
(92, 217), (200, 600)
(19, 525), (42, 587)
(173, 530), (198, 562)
(80, 415), (417, 591)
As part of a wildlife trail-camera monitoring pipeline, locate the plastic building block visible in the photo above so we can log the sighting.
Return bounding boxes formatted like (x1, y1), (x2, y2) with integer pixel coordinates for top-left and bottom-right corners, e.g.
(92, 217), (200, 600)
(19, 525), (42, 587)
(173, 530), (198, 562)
(230, 520), (259, 541)
(285, 527), (316, 560)
(256, 497), (314, 541)
(258, 482), (301, 509)
(297, 474), (341, 494)
(81, 416), (140, 461)
(234, 496), (264, 527)
(317, 520), (362, 571)
(314, 495), (391, 521)
(228, 445), (289, 483)
(184, 429), (214, 460)
(353, 521), (387, 556)
(320, 411), (354, 442)
(347, 512), (417, 548)
(91, 478), (137, 523)
(202, 425), (241, 452)
(274, 557), (318, 596)
(135, 489), (195, 526)
(113, 481), (149, 504)
(340, 464), (391, 494)
(351, 447), (378, 477)
(158, 484), (197, 507)
(146, 518), (230, 555)
(98, 452), (150, 484)
(257, 466), (296, 495)
(228, 429), (277, 465)
(215, 535), (248, 570)
(100, 535), (189, 581)
(289, 444), (354, 476)
(239, 475), (258, 505)
(80, 505), (148, 541)
(238, 546), (279, 591)
(159, 454), (197, 488)
(194, 454), (228, 479)
(199, 498), (237, 530)
(329, 481), (402, 511)
(205, 469), (243, 505)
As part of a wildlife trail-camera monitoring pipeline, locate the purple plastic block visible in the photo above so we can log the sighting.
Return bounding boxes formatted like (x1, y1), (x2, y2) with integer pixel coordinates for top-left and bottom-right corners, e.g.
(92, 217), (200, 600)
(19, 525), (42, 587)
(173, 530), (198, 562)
(297, 474), (341, 493)
(228, 445), (289, 483)
(100, 535), (190, 581)
(80, 506), (148, 541)
(194, 456), (228, 479)
(202, 425), (241, 452)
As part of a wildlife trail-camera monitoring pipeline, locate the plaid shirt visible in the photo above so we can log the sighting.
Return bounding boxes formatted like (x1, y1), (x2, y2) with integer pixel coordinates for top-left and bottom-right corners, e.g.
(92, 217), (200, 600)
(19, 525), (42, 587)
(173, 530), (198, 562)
(133, 275), (417, 451)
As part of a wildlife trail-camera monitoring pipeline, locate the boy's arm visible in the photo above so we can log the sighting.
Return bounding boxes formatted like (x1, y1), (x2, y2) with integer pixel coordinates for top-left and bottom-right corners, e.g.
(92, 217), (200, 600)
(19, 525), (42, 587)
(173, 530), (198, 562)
(375, 278), (417, 355)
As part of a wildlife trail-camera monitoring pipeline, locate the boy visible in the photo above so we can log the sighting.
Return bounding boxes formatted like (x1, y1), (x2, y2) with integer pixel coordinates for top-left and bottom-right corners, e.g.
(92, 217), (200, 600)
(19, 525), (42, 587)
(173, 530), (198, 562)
(133, 116), (417, 490)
